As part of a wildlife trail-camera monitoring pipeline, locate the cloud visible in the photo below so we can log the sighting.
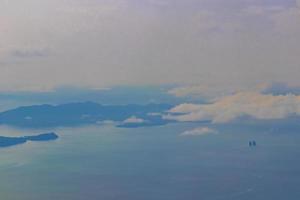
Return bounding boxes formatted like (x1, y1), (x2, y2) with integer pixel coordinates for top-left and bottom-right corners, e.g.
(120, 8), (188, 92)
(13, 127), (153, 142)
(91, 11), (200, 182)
(123, 116), (145, 124)
(165, 91), (300, 123)
(180, 127), (217, 136)
(168, 103), (203, 113)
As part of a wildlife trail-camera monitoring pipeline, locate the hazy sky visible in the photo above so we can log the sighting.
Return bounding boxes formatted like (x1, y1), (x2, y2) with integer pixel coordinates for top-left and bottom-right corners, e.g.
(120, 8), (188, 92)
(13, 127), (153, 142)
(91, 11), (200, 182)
(1, 0), (300, 92)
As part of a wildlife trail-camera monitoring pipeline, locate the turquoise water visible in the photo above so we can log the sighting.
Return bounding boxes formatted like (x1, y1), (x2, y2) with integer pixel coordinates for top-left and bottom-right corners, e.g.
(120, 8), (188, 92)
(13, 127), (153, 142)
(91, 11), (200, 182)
(1, 123), (300, 200)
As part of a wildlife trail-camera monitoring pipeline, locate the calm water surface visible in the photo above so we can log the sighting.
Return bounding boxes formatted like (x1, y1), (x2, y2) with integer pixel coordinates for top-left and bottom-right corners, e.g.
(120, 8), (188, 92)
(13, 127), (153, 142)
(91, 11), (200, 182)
(0, 123), (300, 200)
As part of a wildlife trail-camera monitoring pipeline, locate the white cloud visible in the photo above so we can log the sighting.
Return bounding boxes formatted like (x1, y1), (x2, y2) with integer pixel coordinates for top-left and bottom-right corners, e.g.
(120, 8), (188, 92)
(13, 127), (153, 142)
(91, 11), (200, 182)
(165, 91), (300, 123)
(123, 116), (145, 124)
(180, 127), (217, 136)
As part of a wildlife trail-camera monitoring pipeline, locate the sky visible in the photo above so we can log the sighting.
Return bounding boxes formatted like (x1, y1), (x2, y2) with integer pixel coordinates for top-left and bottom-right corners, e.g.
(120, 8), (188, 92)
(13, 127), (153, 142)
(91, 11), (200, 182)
(1, 0), (300, 92)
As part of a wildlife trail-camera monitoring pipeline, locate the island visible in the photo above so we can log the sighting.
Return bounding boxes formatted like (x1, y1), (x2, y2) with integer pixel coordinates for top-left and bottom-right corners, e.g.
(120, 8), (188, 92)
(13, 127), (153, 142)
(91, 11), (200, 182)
(0, 102), (173, 128)
(0, 132), (58, 148)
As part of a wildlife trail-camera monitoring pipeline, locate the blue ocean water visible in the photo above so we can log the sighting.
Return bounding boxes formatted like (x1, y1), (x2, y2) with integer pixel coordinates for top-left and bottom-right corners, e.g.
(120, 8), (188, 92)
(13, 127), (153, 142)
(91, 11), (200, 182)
(0, 123), (300, 200)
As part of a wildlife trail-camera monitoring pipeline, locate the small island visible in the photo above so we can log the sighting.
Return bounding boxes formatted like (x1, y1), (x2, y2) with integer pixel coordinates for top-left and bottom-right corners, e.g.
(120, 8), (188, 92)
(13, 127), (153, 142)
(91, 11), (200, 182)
(0, 132), (58, 148)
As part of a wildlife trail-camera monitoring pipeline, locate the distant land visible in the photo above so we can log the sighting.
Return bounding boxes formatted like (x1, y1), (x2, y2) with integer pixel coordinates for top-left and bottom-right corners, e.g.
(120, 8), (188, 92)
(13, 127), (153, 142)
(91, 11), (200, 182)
(0, 132), (58, 147)
(0, 102), (173, 128)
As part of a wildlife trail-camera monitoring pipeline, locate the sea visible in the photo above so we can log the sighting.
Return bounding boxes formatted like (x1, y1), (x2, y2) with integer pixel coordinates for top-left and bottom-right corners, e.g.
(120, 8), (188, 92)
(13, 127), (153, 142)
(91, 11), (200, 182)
(0, 123), (300, 200)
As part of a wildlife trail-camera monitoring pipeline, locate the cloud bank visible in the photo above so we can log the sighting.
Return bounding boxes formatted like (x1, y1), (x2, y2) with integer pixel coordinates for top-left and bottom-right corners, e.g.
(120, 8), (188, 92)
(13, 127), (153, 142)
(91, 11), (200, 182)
(165, 91), (300, 123)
